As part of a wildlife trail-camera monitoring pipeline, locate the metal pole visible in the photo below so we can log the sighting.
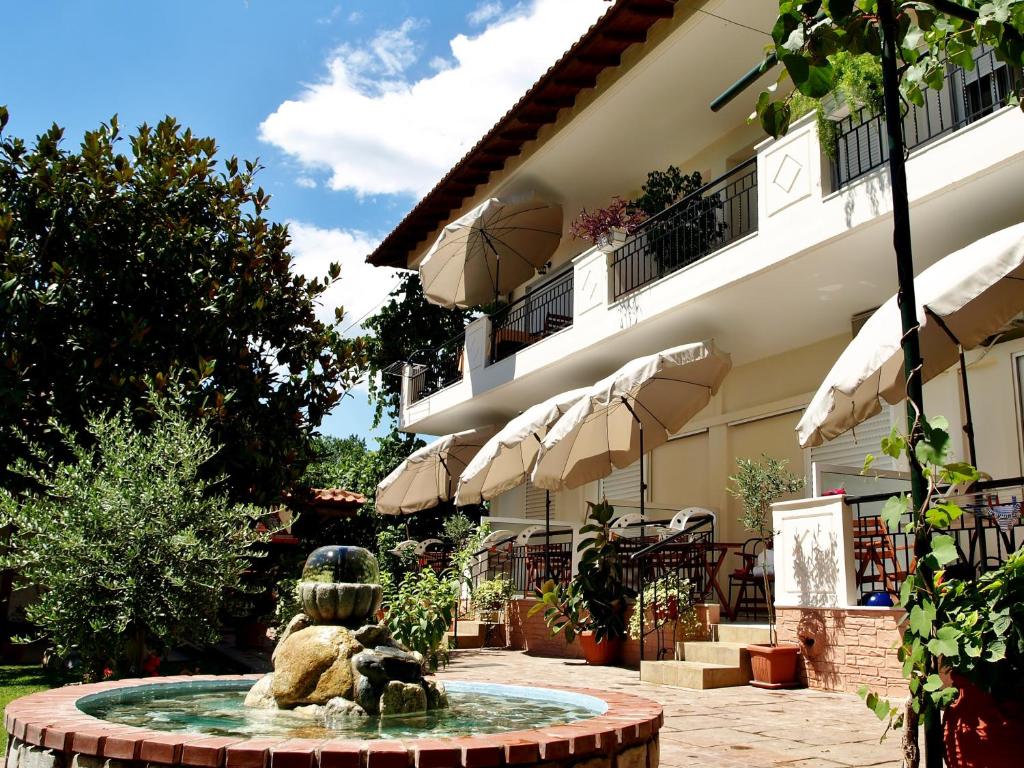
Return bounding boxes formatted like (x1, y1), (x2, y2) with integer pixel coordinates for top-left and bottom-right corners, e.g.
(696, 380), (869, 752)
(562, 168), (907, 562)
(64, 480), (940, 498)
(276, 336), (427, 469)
(878, 4), (938, 765)
(545, 490), (552, 582)
(637, 425), (645, 666)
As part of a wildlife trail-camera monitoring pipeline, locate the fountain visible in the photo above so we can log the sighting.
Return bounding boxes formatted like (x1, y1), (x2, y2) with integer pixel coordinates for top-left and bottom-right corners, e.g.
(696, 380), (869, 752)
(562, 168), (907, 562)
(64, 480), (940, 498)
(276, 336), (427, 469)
(243, 545), (448, 720)
(3, 545), (664, 768)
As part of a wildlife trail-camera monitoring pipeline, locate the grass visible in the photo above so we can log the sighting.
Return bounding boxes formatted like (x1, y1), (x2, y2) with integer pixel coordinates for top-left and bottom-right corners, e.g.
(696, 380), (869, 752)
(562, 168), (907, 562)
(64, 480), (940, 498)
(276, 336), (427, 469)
(0, 665), (62, 754)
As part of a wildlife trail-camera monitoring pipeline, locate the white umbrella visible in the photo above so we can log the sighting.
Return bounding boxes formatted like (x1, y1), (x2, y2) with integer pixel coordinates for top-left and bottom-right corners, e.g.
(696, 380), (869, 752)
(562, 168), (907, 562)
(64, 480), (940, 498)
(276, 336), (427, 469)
(455, 388), (589, 506)
(798, 222), (1024, 458)
(531, 341), (732, 493)
(419, 197), (563, 308)
(376, 426), (498, 515)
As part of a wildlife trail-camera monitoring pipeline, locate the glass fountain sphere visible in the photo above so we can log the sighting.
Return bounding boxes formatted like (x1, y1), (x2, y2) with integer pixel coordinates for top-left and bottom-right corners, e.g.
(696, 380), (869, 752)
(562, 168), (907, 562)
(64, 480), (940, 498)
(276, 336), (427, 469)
(301, 545), (380, 585)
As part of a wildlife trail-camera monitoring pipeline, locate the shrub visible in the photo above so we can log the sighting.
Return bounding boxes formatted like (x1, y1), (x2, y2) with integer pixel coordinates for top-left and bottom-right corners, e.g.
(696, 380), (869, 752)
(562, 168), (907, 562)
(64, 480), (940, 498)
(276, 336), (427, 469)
(0, 403), (267, 678)
(385, 568), (457, 671)
(471, 578), (515, 617)
(627, 573), (703, 641)
(569, 198), (647, 244)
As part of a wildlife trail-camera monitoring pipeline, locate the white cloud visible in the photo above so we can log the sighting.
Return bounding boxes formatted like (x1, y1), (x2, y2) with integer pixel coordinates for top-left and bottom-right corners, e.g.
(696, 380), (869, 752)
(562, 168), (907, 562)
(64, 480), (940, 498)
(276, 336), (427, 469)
(317, 5), (344, 25)
(260, 0), (609, 197)
(286, 220), (402, 338)
(295, 175), (317, 188)
(468, 1), (505, 26)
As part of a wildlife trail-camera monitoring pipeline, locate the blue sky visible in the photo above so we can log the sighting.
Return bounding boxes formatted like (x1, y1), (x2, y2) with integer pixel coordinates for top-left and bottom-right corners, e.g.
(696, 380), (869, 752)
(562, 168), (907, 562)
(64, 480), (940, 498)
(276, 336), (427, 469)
(2, 0), (608, 442)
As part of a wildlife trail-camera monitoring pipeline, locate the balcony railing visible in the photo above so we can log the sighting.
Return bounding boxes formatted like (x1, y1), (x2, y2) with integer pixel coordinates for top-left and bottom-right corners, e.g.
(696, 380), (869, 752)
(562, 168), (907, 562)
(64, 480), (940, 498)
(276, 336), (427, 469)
(611, 157), (758, 301)
(489, 269), (574, 364)
(844, 476), (1024, 603)
(831, 47), (1023, 188)
(408, 332), (465, 403)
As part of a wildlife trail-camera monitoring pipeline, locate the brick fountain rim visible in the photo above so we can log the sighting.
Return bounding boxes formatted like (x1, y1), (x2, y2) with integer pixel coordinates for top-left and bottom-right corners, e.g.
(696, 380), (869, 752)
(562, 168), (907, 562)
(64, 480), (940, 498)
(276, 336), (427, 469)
(3, 674), (664, 768)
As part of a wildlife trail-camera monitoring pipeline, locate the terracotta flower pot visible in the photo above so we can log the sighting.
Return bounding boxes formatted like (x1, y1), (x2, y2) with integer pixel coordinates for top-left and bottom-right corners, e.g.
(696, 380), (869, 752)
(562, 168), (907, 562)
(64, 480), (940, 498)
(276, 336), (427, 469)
(944, 675), (1023, 768)
(746, 643), (801, 689)
(579, 631), (622, 665)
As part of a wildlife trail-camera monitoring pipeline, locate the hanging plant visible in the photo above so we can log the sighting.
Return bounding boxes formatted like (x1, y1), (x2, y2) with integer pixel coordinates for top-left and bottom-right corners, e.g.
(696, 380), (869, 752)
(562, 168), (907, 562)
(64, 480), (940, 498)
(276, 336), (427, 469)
(569, 197), (648, 244)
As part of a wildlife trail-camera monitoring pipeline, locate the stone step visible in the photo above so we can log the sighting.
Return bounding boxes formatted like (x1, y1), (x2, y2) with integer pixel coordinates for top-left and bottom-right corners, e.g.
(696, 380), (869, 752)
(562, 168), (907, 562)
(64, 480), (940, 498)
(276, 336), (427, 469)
(640, 660), (751, 690)
(715, 623), (772, 645)
(677, 641), (752, 671)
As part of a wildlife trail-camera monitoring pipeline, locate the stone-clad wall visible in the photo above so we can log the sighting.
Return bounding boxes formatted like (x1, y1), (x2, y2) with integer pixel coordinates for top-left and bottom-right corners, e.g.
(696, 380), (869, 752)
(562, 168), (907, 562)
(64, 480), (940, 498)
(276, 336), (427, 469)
(775, 607), (906, 698)
(3, 676), (663, 768)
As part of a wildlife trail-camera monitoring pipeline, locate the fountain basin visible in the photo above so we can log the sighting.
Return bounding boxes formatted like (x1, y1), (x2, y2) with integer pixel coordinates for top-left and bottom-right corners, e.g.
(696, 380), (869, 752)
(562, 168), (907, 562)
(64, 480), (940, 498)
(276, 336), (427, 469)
(4, 675), (663, 768)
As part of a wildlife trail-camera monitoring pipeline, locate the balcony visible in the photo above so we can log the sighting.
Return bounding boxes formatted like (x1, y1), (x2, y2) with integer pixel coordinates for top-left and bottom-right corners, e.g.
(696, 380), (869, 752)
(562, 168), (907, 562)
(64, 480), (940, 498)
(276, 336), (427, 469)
(398, 92), (1024, 434)
(611, 157), (758, 301)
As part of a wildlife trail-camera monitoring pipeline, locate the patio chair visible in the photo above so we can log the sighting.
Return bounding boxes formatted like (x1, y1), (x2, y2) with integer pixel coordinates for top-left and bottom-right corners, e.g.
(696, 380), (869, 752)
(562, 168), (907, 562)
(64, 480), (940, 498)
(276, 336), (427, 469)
(853, 517), (912, 596)
(729, 537), (772, 619)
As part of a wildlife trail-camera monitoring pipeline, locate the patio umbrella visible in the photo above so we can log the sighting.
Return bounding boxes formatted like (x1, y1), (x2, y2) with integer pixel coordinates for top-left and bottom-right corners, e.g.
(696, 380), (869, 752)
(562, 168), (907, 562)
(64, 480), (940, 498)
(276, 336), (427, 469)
(798, 222), (1024, 461)
(418, 197), (563, 308)
(531, 341), (732, 495)
(376, 425), (498, 515)
(456, 387), (588, 580)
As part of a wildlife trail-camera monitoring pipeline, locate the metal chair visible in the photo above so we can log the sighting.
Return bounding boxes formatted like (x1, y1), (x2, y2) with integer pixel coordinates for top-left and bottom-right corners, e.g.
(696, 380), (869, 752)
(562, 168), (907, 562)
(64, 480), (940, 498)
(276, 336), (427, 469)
(729, 537), (771, 619)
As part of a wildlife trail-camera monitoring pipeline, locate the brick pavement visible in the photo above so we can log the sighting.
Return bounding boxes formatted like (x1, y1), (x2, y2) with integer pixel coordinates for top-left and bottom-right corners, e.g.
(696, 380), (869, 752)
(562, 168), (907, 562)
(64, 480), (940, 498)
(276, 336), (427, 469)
(436, 649), (901, 768)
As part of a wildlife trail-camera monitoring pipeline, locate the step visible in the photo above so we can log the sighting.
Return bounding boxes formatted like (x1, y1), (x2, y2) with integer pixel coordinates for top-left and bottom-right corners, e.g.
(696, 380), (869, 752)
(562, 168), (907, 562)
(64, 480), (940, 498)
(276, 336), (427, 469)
(677, 641), (752, 672)
(446, 620), (486, 649)
(640, 660), (751, 690)
(715, 623), (772, 645)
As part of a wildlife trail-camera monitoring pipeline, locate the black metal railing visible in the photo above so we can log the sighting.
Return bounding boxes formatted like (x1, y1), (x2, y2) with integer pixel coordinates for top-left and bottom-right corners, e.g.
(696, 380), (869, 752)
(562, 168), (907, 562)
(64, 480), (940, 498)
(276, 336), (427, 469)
(831, 48), (1023, 188)
(611, 158), (758, 301)
(408, 332), (465, 403)
(464, 530), (575, 597)
(844, 476), (1024, 603)
(489, 270), (574, 364)
(626, 514), (718, 661)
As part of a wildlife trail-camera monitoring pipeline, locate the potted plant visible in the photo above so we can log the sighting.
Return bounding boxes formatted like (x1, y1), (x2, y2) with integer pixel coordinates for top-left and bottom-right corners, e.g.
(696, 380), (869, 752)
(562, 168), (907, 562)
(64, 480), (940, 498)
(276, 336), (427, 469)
(857, 417), (1023, 768)
(627, 573), (705, 655)
(569, 197), (647, 248)
(728, 455), (806, 688)
(471, 577), (514, 623)
(531, 500), (634, 664)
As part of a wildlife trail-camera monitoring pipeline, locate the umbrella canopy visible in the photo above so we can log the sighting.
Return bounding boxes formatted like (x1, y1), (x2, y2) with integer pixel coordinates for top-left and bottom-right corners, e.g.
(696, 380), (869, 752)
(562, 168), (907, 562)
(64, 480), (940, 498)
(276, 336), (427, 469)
(531, 341), (732, 491)
(419, 197), (563, 308)
(798, 222), (1024, 449)
(455, 387), (589, 506)
(376, 426), (498, 515)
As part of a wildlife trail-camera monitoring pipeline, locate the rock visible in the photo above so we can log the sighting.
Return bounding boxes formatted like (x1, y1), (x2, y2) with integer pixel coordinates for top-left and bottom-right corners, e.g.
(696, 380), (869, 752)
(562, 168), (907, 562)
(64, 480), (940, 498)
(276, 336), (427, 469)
(424, 679), (448, 710)
(292, 704), (326, 719)
(355, 676), (382, 716)
(243, 673), (278, 709)
(379, 680), (427, 717)
(273, 614), (311, 663)
(324, 697), (369, 723)
(353, 623), (390, 648)
(353, 646), (422, 685)
(272, 624), (363, 707)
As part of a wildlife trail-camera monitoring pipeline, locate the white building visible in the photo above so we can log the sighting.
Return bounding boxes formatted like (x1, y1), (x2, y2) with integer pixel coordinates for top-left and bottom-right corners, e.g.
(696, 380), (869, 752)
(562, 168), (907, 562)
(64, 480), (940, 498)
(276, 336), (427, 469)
(368, 0), (1024, 686)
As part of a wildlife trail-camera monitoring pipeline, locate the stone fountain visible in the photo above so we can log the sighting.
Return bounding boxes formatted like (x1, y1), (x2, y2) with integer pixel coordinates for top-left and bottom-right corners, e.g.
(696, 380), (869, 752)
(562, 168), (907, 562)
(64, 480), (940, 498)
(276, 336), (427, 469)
(244, 545), (447, 720)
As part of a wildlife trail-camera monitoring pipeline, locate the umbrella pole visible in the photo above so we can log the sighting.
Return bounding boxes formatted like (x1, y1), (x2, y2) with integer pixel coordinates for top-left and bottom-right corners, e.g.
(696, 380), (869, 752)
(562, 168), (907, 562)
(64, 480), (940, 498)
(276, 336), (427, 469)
(925, 308), (979, 466)
(545, 490), (552, 582)
(638, 427), (645, 666)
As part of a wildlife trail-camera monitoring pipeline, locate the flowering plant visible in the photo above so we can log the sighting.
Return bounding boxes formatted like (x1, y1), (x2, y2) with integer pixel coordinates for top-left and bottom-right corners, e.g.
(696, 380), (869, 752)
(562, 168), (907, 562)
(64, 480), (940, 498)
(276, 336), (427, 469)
(569, 197), (647, 244)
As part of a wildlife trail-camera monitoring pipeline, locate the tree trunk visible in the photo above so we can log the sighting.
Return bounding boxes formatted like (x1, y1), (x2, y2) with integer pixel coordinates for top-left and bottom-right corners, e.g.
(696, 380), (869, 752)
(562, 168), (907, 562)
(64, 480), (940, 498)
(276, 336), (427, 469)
(902, 698), (921, 768)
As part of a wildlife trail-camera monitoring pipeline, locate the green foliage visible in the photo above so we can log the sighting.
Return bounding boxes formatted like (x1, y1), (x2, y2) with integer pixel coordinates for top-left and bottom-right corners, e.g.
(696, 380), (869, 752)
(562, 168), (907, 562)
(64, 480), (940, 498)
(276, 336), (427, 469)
(627, 573), (703, 641)
(755, 1), (1024, 139)
(442, 512), (476, 552)
(790, 51), (884, 156)
(384, 567), (457, 671)
(272, 578), (301, 636)
(631, 166), (705, 217)
(471, 578), (515, 616)
(531, 500), (635, 643)
(728, 455), (806, 644)
(361, 273), (472, 427)
(0, 403), (267, 678)
(0, 112), (364, 504)
(859, 417), (1024, 741)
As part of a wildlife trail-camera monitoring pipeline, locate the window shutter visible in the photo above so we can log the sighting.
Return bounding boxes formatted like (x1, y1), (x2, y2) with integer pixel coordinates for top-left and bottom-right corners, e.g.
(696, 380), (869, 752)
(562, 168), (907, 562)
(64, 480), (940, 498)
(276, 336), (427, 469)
(523, 482), (554, 520)
(809, 408), (896, 471)
(598, 459), (645, 502)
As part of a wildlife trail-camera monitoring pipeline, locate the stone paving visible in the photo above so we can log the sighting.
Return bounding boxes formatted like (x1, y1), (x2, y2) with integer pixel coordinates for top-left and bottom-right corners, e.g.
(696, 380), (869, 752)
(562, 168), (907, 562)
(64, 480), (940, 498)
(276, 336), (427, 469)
(436, 649), (901, 768)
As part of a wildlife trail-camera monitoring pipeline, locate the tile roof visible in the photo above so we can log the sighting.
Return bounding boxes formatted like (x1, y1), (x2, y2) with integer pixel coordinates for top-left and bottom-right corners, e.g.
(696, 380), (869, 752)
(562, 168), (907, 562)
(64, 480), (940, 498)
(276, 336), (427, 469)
(366, 0), (677, 269)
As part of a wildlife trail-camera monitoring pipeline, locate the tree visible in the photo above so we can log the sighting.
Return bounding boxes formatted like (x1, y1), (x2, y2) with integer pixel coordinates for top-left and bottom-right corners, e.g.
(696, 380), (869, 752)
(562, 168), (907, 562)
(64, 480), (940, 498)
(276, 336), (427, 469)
(0, 110), (365, 504)
(361, 273), (472, 426)
(0, 402), (267, 678)
(753, 1), (1024, 139)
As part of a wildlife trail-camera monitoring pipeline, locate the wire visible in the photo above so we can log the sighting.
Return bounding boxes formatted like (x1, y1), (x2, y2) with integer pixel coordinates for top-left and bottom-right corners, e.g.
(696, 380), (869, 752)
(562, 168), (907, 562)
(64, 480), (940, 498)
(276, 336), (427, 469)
(337, 270), (406, 336)
(691, 6), (771, 38)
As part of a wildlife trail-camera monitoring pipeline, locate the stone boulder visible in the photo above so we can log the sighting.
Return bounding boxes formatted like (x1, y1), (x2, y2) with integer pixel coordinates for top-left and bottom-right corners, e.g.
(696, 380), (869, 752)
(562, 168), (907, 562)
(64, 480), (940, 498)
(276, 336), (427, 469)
(379, 680), (427, 716)
(324, 697), (369, 723)
(243, 673), (278, 709)
(353, 646), (422, 686)
(272, 625), (362, 707)
(424, 679), (448, 710)
(273, 614), (311, 664)
(353, 623), (393, 648)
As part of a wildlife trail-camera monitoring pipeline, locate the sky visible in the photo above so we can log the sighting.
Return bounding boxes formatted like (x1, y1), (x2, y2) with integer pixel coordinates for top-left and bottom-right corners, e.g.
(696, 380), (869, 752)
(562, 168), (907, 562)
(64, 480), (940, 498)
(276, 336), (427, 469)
(2, 0), (609, 442)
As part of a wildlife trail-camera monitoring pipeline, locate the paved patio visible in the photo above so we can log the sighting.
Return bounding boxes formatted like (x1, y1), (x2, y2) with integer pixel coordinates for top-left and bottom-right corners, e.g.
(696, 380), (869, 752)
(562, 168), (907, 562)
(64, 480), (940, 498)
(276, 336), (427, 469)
(436, 649), (901, 768)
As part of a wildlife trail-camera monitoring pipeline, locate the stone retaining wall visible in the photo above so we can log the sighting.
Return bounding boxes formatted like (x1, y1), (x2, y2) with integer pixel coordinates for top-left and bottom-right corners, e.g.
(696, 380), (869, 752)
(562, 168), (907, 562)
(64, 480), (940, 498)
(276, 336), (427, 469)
(3, 676), (663, 768)
(776, 607), (906, 698)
